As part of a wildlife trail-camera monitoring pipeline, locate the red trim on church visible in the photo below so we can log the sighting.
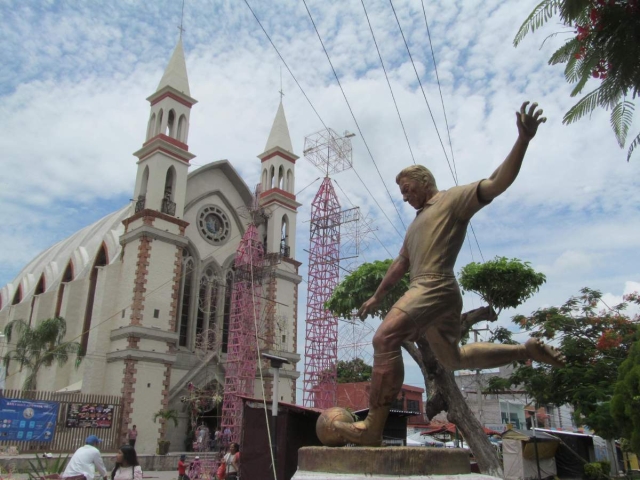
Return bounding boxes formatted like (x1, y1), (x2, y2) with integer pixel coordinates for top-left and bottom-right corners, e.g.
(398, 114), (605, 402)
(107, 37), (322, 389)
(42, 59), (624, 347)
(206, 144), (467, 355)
(144, 134), (189, 151)
(123, 209), (190, 230)
(150, 91), (194, 108)
(260, 197), (298, 211)
(260, 150), (297, 164)
(138, 146), (191, 165)
(261, 188), (296, 201)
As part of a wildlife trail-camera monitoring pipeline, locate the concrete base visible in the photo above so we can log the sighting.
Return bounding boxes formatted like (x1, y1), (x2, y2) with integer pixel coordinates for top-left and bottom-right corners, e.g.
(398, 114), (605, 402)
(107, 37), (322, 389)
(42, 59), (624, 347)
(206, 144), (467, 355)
(295, 446), (485, 478)
(293, 474), (501, 480)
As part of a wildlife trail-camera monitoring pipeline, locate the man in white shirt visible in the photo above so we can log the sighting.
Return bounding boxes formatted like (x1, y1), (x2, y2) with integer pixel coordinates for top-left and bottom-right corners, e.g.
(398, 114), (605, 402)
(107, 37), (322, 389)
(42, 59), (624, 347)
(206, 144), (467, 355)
(62, 435), (108, 480)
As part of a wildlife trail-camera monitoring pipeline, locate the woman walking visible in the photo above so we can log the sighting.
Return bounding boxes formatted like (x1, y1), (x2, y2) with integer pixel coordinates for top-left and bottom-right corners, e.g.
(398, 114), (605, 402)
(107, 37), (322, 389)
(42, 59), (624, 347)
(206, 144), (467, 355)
(111, 445), (142, 480)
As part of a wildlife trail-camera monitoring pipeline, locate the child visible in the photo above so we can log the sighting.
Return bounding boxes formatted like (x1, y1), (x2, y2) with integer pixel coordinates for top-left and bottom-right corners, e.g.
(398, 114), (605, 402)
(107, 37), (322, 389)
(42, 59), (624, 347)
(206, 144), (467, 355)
(177, 454), (189, 480)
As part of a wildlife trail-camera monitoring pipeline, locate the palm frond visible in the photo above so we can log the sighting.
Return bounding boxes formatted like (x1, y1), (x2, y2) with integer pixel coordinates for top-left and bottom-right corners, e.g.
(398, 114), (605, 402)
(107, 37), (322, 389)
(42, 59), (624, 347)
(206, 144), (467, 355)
(514, 0), (560, 47)
(3, 318), (28, 342)
(558, 0), (592, 23)
(627, 131), (640, 162)
(610, 101), (635, 148)
(549, 38), (580, 66)
(563, 88), (601, 124)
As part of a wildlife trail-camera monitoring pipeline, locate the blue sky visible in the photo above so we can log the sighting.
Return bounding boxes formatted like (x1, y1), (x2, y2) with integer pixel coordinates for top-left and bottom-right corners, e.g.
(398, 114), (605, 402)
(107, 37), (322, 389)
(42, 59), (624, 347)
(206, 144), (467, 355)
(1, 0), (639, 398)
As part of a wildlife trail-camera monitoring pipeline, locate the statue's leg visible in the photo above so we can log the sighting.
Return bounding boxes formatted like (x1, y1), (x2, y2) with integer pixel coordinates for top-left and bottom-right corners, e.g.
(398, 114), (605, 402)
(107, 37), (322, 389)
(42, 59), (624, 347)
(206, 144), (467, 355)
(331, 307), (411, 446)
(428, 328), (565, 370)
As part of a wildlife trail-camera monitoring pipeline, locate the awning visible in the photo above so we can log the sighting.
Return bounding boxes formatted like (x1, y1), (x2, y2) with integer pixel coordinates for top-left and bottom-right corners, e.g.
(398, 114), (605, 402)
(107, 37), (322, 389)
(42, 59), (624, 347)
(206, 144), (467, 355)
(57, 380), (82, 393)
(421, 422), (501, 436)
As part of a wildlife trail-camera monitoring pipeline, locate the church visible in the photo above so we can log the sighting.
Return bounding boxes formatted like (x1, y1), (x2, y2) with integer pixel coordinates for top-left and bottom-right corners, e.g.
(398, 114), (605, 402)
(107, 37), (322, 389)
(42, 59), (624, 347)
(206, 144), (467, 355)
(0, 37), (302, 454)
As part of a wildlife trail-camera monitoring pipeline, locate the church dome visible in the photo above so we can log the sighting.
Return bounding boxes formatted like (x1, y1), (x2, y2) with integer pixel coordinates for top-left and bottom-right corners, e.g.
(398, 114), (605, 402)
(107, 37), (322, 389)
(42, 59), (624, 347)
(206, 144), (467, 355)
(0, 204), (132, 309)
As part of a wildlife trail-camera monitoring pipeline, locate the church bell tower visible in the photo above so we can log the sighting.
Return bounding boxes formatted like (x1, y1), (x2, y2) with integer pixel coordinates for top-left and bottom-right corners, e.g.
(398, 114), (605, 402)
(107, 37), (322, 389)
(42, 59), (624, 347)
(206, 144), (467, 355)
(111, 37), (197, 452)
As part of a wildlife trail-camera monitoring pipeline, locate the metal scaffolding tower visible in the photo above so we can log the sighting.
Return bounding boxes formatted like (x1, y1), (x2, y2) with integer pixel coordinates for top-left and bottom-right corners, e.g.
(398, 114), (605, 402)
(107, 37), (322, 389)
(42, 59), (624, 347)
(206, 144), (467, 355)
(220, 222), (264, 444)
(302, 128), (357, 409)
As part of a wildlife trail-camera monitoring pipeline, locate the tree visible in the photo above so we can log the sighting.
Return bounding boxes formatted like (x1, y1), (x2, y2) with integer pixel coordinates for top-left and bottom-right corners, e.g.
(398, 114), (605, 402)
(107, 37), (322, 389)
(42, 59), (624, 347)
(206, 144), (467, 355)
(2, 317), (83, 391)
(336, 358), (373, 383)
(611, 336), (640, 455)
(489, 288), (639, 439)
(514, 0), (640, 161)
(326, 256), (546, 477)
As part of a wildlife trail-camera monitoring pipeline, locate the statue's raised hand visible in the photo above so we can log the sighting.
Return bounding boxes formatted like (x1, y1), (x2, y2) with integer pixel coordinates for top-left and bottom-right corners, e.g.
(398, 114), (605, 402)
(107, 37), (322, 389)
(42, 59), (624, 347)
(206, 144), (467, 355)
(358, 295), (380, 321)
(517, 101), (546, 141)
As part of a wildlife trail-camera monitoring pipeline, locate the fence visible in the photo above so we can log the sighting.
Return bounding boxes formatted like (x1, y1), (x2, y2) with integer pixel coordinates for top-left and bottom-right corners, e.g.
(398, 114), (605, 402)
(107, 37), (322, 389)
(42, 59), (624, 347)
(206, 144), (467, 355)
(0, 389), (123, 453)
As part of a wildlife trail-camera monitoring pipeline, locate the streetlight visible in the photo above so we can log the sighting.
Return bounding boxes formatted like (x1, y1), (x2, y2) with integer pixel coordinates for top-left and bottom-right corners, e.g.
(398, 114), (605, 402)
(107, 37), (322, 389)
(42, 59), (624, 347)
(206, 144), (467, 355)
(262, 353), (290, 480)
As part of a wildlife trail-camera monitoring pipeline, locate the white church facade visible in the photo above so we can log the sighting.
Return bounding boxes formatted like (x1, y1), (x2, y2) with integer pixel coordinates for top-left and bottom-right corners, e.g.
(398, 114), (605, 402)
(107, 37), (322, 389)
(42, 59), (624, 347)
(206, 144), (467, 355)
(0, 38), (302, 454)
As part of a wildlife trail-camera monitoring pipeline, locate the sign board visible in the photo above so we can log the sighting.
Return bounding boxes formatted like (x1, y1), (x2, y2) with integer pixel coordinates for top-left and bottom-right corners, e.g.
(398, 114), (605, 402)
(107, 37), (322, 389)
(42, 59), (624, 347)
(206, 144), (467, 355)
(0, 398), (58, 442)
(66, 403), (115, 428)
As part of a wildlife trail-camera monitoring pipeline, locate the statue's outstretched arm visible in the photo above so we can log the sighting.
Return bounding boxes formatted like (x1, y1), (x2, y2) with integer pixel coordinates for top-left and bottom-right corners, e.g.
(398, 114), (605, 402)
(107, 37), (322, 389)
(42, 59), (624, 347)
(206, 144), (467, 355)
(479, 101), (547, 202)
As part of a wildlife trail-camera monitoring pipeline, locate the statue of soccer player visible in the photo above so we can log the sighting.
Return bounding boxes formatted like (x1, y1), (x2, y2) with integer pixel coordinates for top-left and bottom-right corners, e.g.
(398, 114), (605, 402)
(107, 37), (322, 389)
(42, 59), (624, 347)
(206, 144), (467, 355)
(329, 102), (564, 446)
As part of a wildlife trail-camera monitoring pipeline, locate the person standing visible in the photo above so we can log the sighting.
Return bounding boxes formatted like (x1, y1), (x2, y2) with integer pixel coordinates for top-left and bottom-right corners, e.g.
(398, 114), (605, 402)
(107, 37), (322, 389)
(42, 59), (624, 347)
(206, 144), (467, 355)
(177, 454), (189, 480)
(127, 425), (138, 448)
(223, 443), (240, 480)
(111, 445), (142, 480)
(62, 435), (108, 480)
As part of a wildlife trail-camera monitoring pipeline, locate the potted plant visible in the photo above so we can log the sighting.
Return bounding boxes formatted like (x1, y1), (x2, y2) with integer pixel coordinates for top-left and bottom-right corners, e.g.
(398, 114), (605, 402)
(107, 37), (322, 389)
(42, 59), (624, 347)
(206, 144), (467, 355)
(153, 409), (179, 455)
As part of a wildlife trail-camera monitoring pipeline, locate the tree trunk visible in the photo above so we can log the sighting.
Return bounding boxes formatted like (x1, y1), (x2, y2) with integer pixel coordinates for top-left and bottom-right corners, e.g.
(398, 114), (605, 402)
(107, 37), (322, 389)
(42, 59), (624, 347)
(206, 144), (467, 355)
(397, 306), (503, 477)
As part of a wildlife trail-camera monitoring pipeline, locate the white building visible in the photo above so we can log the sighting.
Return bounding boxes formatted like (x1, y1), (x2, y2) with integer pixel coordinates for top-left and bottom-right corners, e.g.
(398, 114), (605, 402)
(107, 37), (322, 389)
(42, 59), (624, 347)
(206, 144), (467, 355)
(0, 38), (302, 454)
(455, 365), (577, 433)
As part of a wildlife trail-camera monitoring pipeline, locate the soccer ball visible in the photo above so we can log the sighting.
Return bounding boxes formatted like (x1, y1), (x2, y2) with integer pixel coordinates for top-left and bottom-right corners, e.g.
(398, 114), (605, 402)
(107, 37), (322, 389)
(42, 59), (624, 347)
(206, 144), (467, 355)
(315, 407), (354, 447)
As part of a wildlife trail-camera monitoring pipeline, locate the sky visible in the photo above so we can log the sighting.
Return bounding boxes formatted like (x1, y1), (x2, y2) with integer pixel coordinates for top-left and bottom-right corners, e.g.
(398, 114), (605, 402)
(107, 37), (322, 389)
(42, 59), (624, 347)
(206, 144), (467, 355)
(1, 0), (639, 400)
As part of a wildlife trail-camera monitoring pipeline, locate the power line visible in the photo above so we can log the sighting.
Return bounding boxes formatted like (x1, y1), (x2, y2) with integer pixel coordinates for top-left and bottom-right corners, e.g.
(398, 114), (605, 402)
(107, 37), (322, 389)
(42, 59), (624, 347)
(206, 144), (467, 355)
(300, 0), (408, 234)
(387, 0), (456, 182)
(359, 0), (416, 165)
(241, 0), (405, 242)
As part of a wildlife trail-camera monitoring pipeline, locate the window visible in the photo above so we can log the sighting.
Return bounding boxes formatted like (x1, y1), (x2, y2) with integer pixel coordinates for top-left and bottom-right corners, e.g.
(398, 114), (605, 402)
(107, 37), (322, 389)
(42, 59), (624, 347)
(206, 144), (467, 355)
(406, 400), (420, 413)
(177, 250), (194, 347)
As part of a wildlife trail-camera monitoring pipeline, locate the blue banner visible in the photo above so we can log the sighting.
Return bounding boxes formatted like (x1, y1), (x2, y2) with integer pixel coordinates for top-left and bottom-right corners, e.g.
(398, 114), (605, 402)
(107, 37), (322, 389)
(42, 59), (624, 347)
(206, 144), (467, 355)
(0, 398), (58, 442)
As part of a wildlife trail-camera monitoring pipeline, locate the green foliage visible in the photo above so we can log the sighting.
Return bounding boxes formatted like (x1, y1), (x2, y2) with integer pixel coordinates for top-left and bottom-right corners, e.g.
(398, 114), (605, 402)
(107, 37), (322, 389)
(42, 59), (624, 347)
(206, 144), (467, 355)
(336, 358), (373, 383)
(153, 409), (179, 427)
(325, 259), (409, 318)
(611, 339), (640, 456)
(501, 288), (639, 438)
(2, 317), (83, 391)
(584, 461), (611, 480)
(27, 454), (70, 480)
(515, 0), (640, 161)
(459, 257), (546, 315)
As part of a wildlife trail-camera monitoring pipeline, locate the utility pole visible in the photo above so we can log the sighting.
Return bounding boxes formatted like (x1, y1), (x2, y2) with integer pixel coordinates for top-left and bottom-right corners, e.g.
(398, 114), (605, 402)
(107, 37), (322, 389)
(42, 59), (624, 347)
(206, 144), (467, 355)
(471, 325), (490, 425)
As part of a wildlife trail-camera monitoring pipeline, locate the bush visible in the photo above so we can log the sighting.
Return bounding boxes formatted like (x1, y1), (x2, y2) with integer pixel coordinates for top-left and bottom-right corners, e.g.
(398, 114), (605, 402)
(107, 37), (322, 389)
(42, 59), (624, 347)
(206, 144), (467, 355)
(584, 461), (611, 480)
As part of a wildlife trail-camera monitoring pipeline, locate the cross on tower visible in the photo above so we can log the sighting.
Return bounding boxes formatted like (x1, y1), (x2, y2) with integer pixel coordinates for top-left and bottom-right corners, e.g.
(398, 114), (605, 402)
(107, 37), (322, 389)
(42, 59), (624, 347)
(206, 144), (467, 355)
(178, 0), (186, 38)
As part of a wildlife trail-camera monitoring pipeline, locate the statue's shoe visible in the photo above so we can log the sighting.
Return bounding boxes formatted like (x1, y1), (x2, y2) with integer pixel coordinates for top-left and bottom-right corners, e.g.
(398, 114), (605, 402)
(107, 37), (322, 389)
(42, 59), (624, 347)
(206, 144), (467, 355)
(525, 338), (565, 368)
(332, 420), (383, 447)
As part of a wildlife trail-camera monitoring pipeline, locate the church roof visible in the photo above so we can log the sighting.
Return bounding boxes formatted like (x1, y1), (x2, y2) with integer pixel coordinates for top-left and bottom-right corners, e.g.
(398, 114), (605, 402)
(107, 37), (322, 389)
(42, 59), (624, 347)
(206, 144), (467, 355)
(157, 37), (191, 96)
(264, 100), (293, 154)
(0, 205), (131, 307)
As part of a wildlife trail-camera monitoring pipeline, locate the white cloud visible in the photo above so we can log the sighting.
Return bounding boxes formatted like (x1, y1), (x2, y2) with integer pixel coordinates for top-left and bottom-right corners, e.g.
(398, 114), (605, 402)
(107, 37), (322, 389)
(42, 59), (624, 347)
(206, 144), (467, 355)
(1, 0), (639, 399)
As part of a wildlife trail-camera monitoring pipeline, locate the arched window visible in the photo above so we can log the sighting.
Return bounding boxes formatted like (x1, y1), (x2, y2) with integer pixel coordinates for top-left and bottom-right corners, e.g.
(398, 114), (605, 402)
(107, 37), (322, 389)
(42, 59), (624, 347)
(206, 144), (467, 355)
(166, 109), (176, 137)
(222, 264), (235, 353)
(164, 167), (175, 201)
(177, 250), (194, 347)
(147, 113), (156, 140)
(270, 166), (275, 189)
(12, 285), (22, 305)
(196, 264), (218, 346)
(177, 114), (188, 142)
(55, 262), (74, 318)
(278, 165), (285, 190)
(141, 166), (149, 195)
(156, 109), (164, 136)
(162, 167), (177, 216)
(280, 215), (290, 257)
(28, 275), (46, 325)
(287, 169), (294, 193)
(262, 169), (268, 191)
(81, 245), (108, 354)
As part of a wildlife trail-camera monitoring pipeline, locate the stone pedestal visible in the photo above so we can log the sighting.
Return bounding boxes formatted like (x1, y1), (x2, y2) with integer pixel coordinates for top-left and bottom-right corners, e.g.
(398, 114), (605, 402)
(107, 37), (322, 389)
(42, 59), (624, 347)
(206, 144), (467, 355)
(293, 447), (501, 480)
